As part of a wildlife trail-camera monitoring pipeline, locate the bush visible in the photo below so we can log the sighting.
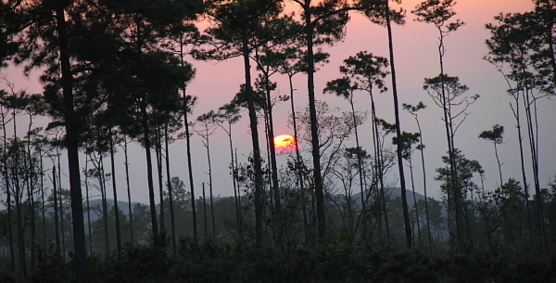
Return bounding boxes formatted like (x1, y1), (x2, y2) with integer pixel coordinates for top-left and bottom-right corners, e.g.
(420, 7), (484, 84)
(26, 237), (556, 282)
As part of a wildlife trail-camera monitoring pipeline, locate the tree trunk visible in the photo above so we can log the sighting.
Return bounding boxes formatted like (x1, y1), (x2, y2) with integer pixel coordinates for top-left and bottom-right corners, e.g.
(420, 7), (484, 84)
(241, 30), (265, 245)
(523, 88), (546, 247)
(371, 93), (389, 241)
(155, 129), (166, 235)
(202, 182), (208, 240)
(435, 20), (463, 248)
(182, 92), (198, 239)
(408, 156), (422, 247)
(494, 142), (504, 186)
(385, 3), (412, 248)
(140, 100), (159, 239)
(234, 149), (243, 239)
(227, 125), (242, 240)
(53, 166), (61, 255)
(29, 183), (36, 273)
(510, 95), (533, 244)
(15, 171), (26, 276)
(109, 131), (122, 250)
(57, 154), (66, 256)
(1, 107), (15, 269)
(25, 127), (36, 272)
(414, 116), (433, 247)
(288, 73), (310, 244)
(164, 125), (177, 253)
(40, 151), (47, 246)
(55, 6), (88, 280)
(348, 95), (367, 215)
(303, 0), (326, 240)
(262, 69), (283, 245)
(123, 137), (135, 245)
(199, 122), (217, 240)
(85, 154), (93, 253)
(209, 178), (216, 240)
(99, 155), (110, 255)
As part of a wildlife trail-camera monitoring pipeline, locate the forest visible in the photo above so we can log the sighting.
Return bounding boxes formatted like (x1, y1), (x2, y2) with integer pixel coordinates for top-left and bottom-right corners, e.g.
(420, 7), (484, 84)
(1, 0), (555, 281)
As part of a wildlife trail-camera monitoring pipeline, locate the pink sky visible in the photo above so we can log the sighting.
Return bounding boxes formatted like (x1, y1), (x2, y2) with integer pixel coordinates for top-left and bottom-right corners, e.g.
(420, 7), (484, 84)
(2, 0), (553, 203)
(186, 0), (552, 199)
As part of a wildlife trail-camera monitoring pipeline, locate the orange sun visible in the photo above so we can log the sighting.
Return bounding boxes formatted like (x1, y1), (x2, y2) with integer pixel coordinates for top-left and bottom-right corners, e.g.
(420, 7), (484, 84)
(274, 134), (297, 153)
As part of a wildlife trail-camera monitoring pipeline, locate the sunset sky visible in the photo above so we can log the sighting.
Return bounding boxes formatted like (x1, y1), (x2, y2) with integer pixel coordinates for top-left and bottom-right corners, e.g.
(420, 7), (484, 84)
(2, 0), (554, 203)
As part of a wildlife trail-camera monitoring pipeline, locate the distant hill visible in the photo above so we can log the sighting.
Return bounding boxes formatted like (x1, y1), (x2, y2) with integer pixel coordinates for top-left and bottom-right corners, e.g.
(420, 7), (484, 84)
(82, 188), (431, 222)
(82, 199), (139, 223)
(335, 187), (430, 207)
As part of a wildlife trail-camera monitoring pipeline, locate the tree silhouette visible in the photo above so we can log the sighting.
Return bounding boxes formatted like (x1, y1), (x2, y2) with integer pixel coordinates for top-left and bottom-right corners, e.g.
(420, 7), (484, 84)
(395, 131), (422, 246)
(163, 123), (178, 253)
(83, 154), (94, 253)
(2, 136), (42, 275)
(251, 16), (302, 224)
(413, 0), (472, 248)
(423, 74), (478, 247)
(403, 101), (433, 247)
(485, 5), (551, 247)
(290, 0), (351, 240)
(276, 37), (330, 243)
(102, 24), (194, 242)
(201, 0), (283, 244)
(121, 137), (135, 245)
(181, 95), (199, 239)
(479, 124), (505, 186)
(0, 1), (20, 66)
(107, 130), (122, 251)
(324, 51), (388, 223)
(14, 1), (90, 277)
(358, 0), (413, 248)
(1, 0), (556, 279)
(435, 148), (483, 246)
(0, 85), (23, 270)
(215, 102), (243, 240)
(84, 150), (111, 256)
(195, 110), (218, 240)
(164, 24), (203, 241)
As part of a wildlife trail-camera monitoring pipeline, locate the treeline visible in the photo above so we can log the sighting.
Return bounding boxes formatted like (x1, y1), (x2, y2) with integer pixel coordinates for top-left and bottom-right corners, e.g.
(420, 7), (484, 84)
(0, 0), (555, 281)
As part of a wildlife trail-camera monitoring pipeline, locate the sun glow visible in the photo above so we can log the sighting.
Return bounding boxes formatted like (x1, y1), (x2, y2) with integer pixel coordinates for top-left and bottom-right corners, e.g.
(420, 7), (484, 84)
(274, 134), (297, 153)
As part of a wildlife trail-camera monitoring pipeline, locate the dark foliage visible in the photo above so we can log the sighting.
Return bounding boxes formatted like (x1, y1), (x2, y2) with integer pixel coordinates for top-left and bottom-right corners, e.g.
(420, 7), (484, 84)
(17, 237), (556, 282)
